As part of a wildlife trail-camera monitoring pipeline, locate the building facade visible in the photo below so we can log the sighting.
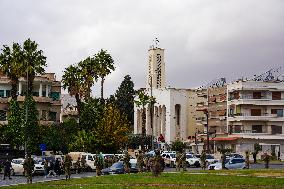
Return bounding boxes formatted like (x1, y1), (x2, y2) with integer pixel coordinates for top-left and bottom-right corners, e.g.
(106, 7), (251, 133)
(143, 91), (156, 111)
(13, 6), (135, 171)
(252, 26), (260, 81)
(227, 80), (284, 156)
(0, 72), (61, 125)
(134, 47), (205, 144)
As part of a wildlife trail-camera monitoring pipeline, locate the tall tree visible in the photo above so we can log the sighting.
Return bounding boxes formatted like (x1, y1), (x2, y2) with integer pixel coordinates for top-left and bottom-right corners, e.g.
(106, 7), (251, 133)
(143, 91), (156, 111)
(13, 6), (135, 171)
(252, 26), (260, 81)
(22, 39), (47, 95)
(5, 99), (24, 148)
(80, 98), (104, 131)
(78, 56), (98, 100)
(114, 75), (135, 127)
(94, 103), (130, 153)
(62, 65), (84, 114)
(0, 43), (24, 100)
(94, 49), (115, 99)
(23, 95), (40, 154)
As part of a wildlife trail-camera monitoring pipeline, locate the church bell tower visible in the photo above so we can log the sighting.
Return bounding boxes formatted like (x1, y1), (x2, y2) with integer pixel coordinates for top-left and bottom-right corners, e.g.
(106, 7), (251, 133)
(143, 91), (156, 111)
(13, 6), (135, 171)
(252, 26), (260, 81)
(146, 47), (166, 89)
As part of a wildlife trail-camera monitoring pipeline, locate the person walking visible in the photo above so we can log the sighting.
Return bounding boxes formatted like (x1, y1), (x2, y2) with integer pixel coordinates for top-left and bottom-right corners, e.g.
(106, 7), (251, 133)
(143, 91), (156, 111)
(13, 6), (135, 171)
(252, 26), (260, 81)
(137, 150), (144, 172)
(176, 152), (181, 171)
(43, 159), (49, 178)
(94, 153), (104, 176)
(3, 159), (12, 180)
(245, 151), (250, 169)
(200, 150), (207, 170)
(64, 154), (72, 180)
(23, 154), (35, 184)
(123, 151), (131, 174)
(181, 151), (187, 171)
(54, 159), (61, 177)
(48, 160), (56, 177)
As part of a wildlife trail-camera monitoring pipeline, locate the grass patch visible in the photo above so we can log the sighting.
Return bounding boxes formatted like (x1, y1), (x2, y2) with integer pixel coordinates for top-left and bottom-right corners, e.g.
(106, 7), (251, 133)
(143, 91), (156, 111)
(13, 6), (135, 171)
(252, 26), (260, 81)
(5, 170), (284, 189)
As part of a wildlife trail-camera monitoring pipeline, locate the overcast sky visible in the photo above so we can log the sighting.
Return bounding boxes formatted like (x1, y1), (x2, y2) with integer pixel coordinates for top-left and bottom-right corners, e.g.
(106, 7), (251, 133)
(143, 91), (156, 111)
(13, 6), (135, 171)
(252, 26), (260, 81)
(0, 0), (283, 97)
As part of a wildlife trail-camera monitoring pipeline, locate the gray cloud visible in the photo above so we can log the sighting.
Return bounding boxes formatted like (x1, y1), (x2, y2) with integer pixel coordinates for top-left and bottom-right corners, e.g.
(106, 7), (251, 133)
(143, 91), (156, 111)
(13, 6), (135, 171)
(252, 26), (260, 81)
(1, 0), (283, 96)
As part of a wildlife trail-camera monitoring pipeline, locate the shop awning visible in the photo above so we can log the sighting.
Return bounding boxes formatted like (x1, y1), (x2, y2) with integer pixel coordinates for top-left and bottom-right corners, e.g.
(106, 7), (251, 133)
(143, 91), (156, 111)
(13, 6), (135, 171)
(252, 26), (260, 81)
(209, 137), (239, 141)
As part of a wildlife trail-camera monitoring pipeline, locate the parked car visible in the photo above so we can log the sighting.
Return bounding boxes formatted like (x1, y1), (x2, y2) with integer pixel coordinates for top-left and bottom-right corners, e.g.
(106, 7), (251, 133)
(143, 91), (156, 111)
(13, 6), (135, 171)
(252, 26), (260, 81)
(33, 159), (45, 175)
(101, 161), (138, 175)
(186, 153), (200, 167)
(195, 154), (218, 165)
(11, 158), (25, 176)
(208, 158), (245, 170)
(81, 153), (96, 171)
(10, 158), (45, 176)
(161, 152), (176, 167)
(226, 153), (244, 159)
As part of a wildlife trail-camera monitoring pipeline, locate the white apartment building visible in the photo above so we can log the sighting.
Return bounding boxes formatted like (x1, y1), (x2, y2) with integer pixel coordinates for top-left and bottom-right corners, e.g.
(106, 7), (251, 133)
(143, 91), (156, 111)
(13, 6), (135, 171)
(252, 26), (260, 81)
(227, 80), (284, 156)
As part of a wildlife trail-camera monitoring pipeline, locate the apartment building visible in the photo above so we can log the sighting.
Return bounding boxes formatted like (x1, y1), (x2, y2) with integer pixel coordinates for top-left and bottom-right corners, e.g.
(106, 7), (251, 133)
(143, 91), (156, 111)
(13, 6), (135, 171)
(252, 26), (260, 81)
(60, 94), (79, 122)
(0, 72), (61, 125)
(227, 80), (284, 155)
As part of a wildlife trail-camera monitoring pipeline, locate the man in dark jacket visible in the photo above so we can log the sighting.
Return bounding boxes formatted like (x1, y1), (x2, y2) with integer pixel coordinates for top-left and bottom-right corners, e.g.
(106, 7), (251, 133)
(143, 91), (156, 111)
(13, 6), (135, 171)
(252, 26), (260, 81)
(3, 159), (12, 180)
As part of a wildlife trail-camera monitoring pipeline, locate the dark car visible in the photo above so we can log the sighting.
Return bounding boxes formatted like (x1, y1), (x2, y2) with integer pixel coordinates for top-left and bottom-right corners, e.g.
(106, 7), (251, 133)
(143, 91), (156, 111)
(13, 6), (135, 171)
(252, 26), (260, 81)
(102, 161), (125, 175)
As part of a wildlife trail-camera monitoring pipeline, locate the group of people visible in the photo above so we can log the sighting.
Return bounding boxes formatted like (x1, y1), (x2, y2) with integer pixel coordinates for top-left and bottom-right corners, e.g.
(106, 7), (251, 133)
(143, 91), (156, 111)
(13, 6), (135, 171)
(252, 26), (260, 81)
(136, 150), (165, 175)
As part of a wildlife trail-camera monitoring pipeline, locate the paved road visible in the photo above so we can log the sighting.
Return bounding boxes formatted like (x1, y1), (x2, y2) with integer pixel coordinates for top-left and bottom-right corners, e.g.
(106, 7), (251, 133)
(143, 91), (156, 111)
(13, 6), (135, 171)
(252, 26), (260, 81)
(0, 172), (95, 187)
(1, 162), (283, 187)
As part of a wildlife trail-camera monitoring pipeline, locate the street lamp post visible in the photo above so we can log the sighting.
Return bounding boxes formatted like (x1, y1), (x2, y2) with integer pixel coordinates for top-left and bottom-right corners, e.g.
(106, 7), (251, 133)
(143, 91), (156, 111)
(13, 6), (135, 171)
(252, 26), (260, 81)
(205, 110), (210, 153)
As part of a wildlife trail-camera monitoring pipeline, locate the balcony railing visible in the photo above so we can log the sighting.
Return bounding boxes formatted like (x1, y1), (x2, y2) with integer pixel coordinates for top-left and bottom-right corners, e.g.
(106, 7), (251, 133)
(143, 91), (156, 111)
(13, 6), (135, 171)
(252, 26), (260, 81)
(229, 113), (282, 117)
(229, 95), (284, 101)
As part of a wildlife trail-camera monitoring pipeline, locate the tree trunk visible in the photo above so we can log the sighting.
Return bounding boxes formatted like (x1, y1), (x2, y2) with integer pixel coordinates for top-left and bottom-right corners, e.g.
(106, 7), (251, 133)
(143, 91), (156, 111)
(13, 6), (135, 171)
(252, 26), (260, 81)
(101, 77), (105, 100)
(141, 108), (146, 152)
(27, 74), (35, 97)
(141, 109), (146, 136)
(11, 77), (19, 100)
(75, 93), (81, 116)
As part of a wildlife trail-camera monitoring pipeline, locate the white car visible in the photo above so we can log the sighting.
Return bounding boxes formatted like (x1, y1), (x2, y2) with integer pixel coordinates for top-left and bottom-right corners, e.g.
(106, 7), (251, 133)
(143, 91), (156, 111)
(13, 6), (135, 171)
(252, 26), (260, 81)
(33, 160), (45, 175)
(161, 152), (176, 167)
(186, 153), (200, 167)
(208, 158), (246, 170)
(11, 158), (25, 175)
(11, 158), (45, 176)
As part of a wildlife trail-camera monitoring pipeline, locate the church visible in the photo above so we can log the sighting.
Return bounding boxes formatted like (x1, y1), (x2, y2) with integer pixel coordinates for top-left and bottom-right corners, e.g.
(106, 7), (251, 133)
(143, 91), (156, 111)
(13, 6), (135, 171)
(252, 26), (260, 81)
(133, 46), (205, 144)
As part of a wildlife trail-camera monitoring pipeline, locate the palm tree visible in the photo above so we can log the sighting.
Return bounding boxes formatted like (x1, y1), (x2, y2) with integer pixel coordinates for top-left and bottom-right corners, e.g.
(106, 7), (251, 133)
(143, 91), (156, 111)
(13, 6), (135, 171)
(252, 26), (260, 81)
(0, 43), (24, 100)
(22, 39), (47, 95)
(94, 49), (115, 99)
(134, 91), (155, 137)
(62, 65), (84, 114)
(78, 56), (98, 100)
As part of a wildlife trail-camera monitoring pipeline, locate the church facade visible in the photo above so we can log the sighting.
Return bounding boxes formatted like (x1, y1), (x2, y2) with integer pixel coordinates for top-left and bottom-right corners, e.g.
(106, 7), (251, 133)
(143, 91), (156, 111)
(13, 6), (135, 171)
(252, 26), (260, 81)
(133, 47), (204, 143)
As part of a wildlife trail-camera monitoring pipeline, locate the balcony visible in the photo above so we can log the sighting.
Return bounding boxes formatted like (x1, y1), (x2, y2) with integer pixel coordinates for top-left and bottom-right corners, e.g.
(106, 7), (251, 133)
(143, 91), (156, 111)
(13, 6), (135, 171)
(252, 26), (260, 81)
(228, 113), (284, 122)
(228, 95), (284, 106)
(16, 96), (52, 103)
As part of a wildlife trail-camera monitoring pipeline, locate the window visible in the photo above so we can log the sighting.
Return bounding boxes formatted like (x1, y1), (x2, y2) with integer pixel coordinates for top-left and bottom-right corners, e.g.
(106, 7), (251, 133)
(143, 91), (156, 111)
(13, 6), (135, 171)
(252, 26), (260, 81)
(49, 111), (57, 122)
(42, 91), (46, 97)
(252, 125), (262, 133)
(234, 125), (241, 133)
(272, 92), (281, 100)
(271, 125), (282, 134)
(6, 90), (11, 97)
(253, 92), (261, 99)
(33, 92), (39, 97)
(251, 109), (261, 116)
(271, 109), (283, 117)
(0, 110), (7, 121)
(41, 110), (47, 120)
(50, 92), (60, 101)
(0, 90), (4, 97)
